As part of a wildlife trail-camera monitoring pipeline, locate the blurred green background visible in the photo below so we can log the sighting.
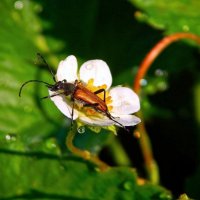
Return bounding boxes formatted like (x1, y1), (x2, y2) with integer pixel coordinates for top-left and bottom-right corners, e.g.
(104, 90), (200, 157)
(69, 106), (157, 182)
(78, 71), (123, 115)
(0, 0), (200, 199)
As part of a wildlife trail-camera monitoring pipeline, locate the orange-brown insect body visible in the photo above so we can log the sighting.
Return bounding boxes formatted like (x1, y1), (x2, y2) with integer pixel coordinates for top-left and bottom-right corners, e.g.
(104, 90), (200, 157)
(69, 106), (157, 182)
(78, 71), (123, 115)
(74, 82), (108, 113)
(45, 79), (109, 116)
(47, 80), (123, 126)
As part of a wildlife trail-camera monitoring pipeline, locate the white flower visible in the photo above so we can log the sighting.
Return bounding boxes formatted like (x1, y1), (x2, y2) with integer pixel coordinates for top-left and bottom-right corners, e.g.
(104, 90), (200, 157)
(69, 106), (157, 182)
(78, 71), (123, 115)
(49, 55), (141, 128)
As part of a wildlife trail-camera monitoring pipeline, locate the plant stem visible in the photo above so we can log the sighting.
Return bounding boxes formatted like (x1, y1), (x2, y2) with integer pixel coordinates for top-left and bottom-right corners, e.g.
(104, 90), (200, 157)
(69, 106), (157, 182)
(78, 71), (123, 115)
(135, 112), (159, 183)
(133, 33), (200, 183)
(109, 137), (132, 166)
(66, 125), (109, 171)
(134, 33), (200, 93)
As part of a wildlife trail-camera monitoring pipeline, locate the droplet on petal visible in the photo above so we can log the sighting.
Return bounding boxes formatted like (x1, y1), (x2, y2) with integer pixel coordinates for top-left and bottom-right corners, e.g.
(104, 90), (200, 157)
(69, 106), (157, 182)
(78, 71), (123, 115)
(80, 59), (112, 89)
(85, 64), (93, 70)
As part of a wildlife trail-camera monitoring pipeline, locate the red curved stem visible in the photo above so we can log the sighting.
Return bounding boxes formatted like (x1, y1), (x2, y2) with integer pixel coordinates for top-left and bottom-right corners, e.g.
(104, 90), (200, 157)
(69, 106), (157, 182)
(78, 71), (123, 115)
(133, 32), (200, 183)
(134, 33), (200, 94)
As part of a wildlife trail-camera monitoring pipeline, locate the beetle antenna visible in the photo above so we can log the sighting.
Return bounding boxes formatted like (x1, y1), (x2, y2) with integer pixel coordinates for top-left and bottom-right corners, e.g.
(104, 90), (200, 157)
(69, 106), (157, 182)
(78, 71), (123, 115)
(19, 80), (53, 97)
(37, 53), (56, 82)
(111, 118), (129, 132)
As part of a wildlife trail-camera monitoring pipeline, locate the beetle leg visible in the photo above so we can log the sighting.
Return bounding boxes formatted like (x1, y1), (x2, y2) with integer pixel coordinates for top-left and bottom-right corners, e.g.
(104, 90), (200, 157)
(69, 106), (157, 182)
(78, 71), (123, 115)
(94, 89), (106, 102)
(106, 112), (129, 132)
(70, 99), (75, 127)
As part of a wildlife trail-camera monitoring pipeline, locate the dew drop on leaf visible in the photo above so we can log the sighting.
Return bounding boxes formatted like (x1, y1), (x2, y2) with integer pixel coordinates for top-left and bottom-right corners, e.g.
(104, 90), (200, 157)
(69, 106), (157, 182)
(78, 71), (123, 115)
(46, 139), (57, 150)
(5, 133), (17, 142)
(14, 1), (24, 10)
(182, 25), (190, 32)
(122, 181), (134, 191)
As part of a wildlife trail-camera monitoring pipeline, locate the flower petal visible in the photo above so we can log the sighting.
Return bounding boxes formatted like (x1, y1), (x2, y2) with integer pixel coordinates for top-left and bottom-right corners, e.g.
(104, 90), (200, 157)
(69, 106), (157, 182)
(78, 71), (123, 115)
(79, 113), (140, 127)
(49, 90), (78, 120)
(111, 114), (141, 126)
(79, 115), (115, 126)
(56, 55), (78, 82)
(109, 86), (140, 115)
(79, 60), (112, 89)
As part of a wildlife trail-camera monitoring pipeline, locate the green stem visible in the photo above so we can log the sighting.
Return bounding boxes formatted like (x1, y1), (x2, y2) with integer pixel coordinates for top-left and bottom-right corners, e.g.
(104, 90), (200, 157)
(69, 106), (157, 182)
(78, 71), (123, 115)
(108, 136), (132, 166)
(135, 111), (159, 184)
(133, 33), (200, 183)
(66, 125), (109, 171)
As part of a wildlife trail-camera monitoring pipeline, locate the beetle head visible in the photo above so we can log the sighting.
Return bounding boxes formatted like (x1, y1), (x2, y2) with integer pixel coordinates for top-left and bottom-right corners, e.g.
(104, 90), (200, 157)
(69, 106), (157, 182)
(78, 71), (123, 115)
(49, 80), (75, 96)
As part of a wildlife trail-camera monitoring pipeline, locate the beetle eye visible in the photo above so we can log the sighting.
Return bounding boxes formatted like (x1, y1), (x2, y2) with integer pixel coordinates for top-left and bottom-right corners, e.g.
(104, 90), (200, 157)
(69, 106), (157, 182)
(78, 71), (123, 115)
(63, 79), (67, 83)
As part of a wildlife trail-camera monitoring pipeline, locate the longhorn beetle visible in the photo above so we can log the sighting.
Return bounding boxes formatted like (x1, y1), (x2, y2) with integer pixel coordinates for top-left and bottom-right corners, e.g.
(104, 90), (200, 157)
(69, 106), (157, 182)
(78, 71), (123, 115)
(19, 53), (127, 130)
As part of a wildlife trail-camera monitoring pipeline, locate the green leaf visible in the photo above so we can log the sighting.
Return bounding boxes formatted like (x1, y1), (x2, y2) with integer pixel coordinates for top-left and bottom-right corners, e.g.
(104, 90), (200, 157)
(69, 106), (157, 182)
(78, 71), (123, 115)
(129, 0), (200, 35)
(0, 0), (64, 152)
(0, 149), (172, 200)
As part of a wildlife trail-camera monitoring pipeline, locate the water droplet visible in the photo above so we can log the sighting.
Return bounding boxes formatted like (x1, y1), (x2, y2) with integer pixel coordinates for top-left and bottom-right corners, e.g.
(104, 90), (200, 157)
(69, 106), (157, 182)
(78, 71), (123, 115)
(46, 139), (57, 149)
(5, 133), (17, 141)
(122, 181), (134, 191)
(155, 69), (168, 77)
(86, 64), (93, 70)
(155, 69), (164, 76)
(182, 25), (190, 32)
(14, 1), (24, 10)
(77, 126), (85, 134)
(140, 79), (148, 86)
